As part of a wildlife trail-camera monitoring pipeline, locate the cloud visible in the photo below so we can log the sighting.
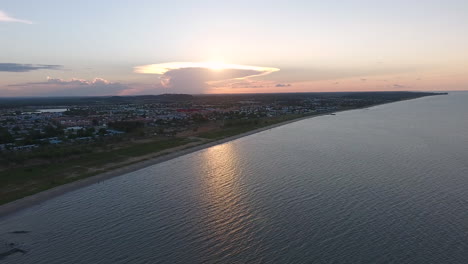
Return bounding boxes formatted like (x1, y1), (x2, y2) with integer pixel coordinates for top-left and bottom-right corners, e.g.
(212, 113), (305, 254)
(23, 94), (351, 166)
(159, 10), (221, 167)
(0, 10), (33, 24)
(230, 81), (266, 88)
(0, 63), (62, 72)
(6, 77), (131, 96)
(44, 76), (110, 86)
(211, 80), (272, 89)
(275, 83), (291, 87)
(393, 84), (406, 88)
(135, 62), (280, 93)
(135, 62), (278, 76)
(160, 67), (265, 93)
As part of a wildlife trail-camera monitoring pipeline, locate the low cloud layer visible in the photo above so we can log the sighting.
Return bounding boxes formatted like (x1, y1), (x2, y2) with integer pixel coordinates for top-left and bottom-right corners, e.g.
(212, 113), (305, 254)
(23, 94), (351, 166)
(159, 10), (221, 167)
(0, 63), (61, 72)
(0, 10), (33, 24)
(5, 77), (130, 96)
(45, 77), (111, 86)
(135, 62), (280, 93)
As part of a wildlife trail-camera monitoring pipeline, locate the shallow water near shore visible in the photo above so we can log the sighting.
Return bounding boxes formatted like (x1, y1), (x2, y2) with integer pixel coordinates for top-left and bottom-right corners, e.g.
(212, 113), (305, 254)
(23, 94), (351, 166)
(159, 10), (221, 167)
(1, 92), (468, 263)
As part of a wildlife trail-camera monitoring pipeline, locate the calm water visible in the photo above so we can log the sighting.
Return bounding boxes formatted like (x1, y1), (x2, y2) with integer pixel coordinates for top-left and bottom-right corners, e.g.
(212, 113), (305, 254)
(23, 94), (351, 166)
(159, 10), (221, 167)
(1, 93), (468, 263)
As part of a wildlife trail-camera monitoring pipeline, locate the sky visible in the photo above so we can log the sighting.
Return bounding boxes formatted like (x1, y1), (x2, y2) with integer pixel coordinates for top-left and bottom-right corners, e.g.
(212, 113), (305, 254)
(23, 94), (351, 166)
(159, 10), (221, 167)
(1, 0), (467, 97)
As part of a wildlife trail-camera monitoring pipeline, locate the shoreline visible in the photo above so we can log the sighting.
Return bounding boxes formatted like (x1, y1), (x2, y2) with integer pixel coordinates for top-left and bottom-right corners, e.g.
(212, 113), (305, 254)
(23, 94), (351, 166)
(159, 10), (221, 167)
(0, 97), (429, 219)
(0, 112), (328, 218)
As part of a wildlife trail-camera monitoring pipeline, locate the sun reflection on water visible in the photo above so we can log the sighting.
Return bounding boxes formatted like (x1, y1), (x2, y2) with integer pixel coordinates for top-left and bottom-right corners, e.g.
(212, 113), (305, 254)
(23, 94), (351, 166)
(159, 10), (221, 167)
(196, 143), (260, 260)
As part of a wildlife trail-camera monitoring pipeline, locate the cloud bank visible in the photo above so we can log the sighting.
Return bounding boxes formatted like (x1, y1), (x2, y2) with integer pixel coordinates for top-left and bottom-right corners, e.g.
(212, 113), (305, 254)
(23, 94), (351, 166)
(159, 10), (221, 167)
(44, 77), (111, 86)
(135, 62), (279, 93)
(0, 63), (61, 72)
(5, 77), (130, 97)
(0, 10), (33, 24)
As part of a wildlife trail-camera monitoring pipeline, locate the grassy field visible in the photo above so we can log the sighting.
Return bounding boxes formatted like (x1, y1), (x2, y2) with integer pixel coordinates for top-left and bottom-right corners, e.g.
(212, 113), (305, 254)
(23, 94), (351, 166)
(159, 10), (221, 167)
(0, 138), (193, 205)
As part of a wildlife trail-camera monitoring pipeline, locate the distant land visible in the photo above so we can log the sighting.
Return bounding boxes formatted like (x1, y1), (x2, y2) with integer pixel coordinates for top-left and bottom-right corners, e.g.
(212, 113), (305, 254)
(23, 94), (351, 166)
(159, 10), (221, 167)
(0, 91), (447, 106)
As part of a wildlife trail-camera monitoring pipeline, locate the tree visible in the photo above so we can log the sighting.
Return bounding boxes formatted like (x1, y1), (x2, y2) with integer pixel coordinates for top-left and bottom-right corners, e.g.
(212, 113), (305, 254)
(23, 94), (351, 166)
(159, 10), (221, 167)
(108, 121), (144, 133)
(0, 128), (13, 144)
(44, 124), (64, 138)
(192, 113), (208, 123)
(98, 128), (107, 136)
(86, 127), (95, 134)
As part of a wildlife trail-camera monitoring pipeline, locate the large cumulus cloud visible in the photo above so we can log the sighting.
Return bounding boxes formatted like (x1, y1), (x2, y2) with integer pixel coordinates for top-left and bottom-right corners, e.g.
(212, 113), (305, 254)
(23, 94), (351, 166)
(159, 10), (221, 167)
(160, 67), (269, 93)
(135, 62), (280, 93)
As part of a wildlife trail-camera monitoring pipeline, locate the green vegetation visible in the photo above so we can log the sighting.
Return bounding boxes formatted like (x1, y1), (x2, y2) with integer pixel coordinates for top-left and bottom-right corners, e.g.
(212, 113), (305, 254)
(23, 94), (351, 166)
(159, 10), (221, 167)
(108, 121), (145, 133)
(198, 113), (311, 140)
(0, 138), (193, 205)
(0, 127), (14, 144)
(199, 126), (262, 139)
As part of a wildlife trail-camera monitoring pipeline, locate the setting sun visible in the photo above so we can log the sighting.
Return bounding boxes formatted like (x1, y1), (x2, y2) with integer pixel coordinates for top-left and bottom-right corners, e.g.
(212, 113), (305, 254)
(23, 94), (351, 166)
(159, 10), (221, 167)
(134, 62), (279, 76)
(204, 61), (225, 71)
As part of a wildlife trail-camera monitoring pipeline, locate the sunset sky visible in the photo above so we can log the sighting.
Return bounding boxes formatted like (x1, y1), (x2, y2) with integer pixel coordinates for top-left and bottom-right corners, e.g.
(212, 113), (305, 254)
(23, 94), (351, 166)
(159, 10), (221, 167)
(1, 0), (467, 96)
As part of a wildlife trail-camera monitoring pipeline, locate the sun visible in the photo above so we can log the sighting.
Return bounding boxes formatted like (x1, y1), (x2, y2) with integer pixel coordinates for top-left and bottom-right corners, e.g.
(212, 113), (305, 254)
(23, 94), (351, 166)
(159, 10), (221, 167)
(134, 61), (280, 76)
(203, 61), (226, 71)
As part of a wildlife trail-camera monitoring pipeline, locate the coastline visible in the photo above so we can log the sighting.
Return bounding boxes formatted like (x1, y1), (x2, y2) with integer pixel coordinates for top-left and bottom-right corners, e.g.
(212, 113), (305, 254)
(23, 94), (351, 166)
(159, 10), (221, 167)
(0, 97), (431, 219)
(0, 112), (327, 218)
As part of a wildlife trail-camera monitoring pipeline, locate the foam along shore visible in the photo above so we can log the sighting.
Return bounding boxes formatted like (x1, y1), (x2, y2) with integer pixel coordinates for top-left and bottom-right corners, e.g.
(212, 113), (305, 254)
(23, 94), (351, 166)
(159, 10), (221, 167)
(0, 100), (414, 219)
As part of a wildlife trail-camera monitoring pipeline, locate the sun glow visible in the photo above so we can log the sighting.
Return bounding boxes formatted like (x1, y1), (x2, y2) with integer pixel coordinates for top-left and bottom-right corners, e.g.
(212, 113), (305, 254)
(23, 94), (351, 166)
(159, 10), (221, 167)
(134, 61), (279, 76)
(204, 61), (226, 71)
